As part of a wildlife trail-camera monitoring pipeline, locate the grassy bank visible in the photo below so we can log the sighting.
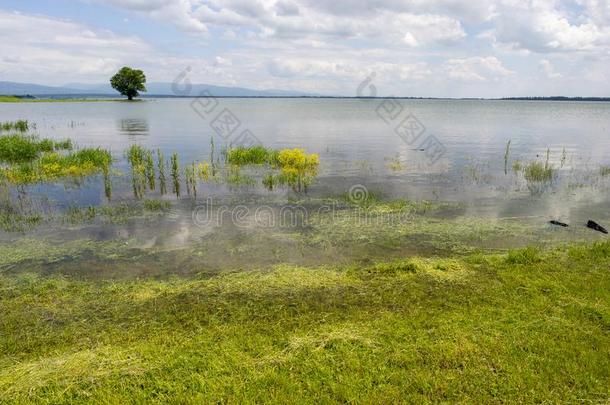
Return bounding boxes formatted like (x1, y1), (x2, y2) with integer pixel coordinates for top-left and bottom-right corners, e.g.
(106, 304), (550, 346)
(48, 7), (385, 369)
(0, 241), (609, 403)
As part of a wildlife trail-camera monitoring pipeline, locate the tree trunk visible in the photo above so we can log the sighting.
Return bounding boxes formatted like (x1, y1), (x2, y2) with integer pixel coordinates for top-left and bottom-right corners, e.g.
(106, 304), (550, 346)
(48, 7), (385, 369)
(128, 95), (133, 101)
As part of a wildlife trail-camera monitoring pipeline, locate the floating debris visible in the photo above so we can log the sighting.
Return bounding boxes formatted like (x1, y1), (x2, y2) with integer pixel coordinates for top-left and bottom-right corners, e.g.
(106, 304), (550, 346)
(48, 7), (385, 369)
(549, 220), (569, 228)
(587, 220), (608, 234)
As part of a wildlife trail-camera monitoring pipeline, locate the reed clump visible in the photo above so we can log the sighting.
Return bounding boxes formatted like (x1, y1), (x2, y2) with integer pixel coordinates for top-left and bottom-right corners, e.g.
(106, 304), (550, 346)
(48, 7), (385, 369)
(0, 134), (72, 163)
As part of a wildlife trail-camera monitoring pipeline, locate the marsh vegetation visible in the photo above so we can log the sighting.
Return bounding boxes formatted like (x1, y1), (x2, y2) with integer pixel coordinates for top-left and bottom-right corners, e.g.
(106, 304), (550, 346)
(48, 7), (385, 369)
(0, 242), (609, 402)
(0, 109), (609, 403)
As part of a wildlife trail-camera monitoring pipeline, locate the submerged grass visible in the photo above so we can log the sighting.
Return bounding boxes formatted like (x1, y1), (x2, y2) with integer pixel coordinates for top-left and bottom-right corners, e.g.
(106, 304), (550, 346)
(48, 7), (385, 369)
(0, 148), (111, 184)
(523, 161), (555, 183)
(600, 165), (610, 177)
(0, 120), (30, 132)
(171, 153), (180, 196)
(0, 241), (608, 402)
(225, 146), (320, 191)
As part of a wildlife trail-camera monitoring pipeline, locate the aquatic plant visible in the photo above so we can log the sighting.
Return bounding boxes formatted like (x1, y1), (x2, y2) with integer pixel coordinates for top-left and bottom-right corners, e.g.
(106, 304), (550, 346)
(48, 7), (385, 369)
(0, 120), (29, 133)
(512, 161), (522, 173)
(143, 199), (170, 211)
(65, 205), (97, 224)
(0, 211), (42, 232)
(226, 145), (273, 165)
(0, 134), (71, 164)
(523, 160), (554, 183)
(275, 148), (319, 171)
(218, 145), (320, 191)
(103, 167), (112, 201)
(0, 148), (112, 184)
(197, 162), (213, 182)
(210, 136), (219, 176)
(126, 145), (147, 199)
(226, 165), (256, 187)
(600, 166), (610, 177)
(274, 148), (320, 192)
(504, 140), (511, 175)
(560, 147), (567, 168)
(262, 173), (277, 190)
(171, 153), (180, 196)
(126, 144), (146, 167)
(0, 180), (48, 230)
(0, 134), (40, 162)
(144, 150), (155, 190)
(387, 154), (404, 172)
(185, 162), (197, 197)
(157, 149), (167, 195)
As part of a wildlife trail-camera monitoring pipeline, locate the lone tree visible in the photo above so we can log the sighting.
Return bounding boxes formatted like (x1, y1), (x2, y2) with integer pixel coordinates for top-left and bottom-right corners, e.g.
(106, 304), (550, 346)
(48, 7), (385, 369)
(110, 67), (146, 100)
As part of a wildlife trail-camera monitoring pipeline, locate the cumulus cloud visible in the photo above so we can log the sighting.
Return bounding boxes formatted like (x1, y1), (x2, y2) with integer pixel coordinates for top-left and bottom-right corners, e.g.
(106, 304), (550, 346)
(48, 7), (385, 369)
(2, 1), (610, 96)
(93, 0), (467, 46)
(444, 56), (514, 82)
(488, 0), (610, 53)
(539, 59), (562, 79)
(0, 10), (151, 83)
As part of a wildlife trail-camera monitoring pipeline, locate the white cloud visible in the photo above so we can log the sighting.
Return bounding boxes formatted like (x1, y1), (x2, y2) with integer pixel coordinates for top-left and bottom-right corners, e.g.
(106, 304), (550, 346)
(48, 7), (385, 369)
(444, 56), (514, 82)
(92, 0), (467, 46)
(539, 59), (562, 78)
(0, 10), (151, 84)
(94, 0), (207, 33)
(3, 1), (610, 97)
(488, 0), (610, 53)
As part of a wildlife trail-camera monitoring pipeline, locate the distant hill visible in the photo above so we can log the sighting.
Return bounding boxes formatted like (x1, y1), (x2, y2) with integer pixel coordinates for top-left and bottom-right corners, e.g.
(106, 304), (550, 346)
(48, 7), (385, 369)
(65, 82), (314, 97)
(0, 81), (313, 97)
(0, 81), (86, 95)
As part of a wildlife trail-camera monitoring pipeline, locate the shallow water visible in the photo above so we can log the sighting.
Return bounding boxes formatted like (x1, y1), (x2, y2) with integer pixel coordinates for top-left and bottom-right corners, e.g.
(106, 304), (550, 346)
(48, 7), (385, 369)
(1, 98), (609, 276)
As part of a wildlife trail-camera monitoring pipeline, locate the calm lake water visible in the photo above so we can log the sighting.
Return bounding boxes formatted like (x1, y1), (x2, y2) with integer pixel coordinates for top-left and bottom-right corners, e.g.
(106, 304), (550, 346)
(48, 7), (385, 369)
(1, 98), (609, 276)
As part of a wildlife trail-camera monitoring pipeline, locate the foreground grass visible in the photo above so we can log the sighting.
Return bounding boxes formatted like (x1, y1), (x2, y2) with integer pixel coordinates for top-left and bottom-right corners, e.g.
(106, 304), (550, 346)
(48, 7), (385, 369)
(0, 242), (609, 403)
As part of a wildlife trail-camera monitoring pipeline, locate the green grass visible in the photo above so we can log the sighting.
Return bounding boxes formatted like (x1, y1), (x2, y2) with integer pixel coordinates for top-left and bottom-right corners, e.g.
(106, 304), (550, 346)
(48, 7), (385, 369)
(0, 134), (73, 163)
(143, 199), (170, 211)
(0, 241), (608, 402)
(0, 120), (30, 132)
(226, 145), (274, 165)
(0, 148), (111, 184)
(523, 161), (554, 183)
(0, 201), (43, 232)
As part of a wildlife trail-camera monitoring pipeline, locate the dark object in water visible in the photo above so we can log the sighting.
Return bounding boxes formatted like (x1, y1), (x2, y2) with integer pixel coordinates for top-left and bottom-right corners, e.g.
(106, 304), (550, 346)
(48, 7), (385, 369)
(587, 220), (608, 234)
(549, 220), (569, 227)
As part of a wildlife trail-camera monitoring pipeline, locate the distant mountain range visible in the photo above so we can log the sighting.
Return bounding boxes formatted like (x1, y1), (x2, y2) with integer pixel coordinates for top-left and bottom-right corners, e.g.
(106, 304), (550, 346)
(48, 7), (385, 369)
(0, 81), (314, 97)
(2, 81), (609, 101)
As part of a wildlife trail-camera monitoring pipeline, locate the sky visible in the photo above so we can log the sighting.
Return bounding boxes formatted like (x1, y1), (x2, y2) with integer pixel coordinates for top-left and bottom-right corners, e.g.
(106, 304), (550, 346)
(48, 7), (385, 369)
(0, 0), (609, 97)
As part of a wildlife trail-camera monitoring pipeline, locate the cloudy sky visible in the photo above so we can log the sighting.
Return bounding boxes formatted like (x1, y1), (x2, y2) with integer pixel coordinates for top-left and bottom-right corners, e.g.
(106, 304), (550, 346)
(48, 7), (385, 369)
(1, 0), (609, 97)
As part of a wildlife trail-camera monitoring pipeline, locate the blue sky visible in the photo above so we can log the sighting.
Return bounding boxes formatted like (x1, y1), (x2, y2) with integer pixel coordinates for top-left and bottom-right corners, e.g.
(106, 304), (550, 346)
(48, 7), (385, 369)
(1, 0), (609, 97)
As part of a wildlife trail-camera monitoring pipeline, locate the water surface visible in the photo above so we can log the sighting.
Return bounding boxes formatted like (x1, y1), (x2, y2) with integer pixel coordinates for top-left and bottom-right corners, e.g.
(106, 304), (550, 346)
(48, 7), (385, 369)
(1, 98), (609, 277)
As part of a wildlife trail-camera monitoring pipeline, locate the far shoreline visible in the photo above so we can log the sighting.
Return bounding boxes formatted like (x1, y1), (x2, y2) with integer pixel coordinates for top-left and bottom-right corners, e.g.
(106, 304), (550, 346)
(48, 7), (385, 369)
(2, 94), (610, 103)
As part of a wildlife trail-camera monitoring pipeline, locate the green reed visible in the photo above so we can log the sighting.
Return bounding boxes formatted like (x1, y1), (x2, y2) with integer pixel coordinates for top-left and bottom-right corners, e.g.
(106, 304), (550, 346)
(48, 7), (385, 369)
(157, 149), (167, 195)
(504, 139), (511, 175)
(171, 153), (180, 196)
(145, 150), (155, 190)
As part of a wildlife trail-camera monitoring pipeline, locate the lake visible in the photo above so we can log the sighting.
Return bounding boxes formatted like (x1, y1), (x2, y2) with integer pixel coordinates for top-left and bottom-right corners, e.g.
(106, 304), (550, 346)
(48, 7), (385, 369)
(1, 98), (609, 277)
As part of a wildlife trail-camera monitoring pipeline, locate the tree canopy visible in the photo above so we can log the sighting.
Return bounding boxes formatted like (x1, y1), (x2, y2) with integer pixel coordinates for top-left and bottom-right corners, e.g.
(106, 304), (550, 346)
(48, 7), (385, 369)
(110, 67), (146, 100)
